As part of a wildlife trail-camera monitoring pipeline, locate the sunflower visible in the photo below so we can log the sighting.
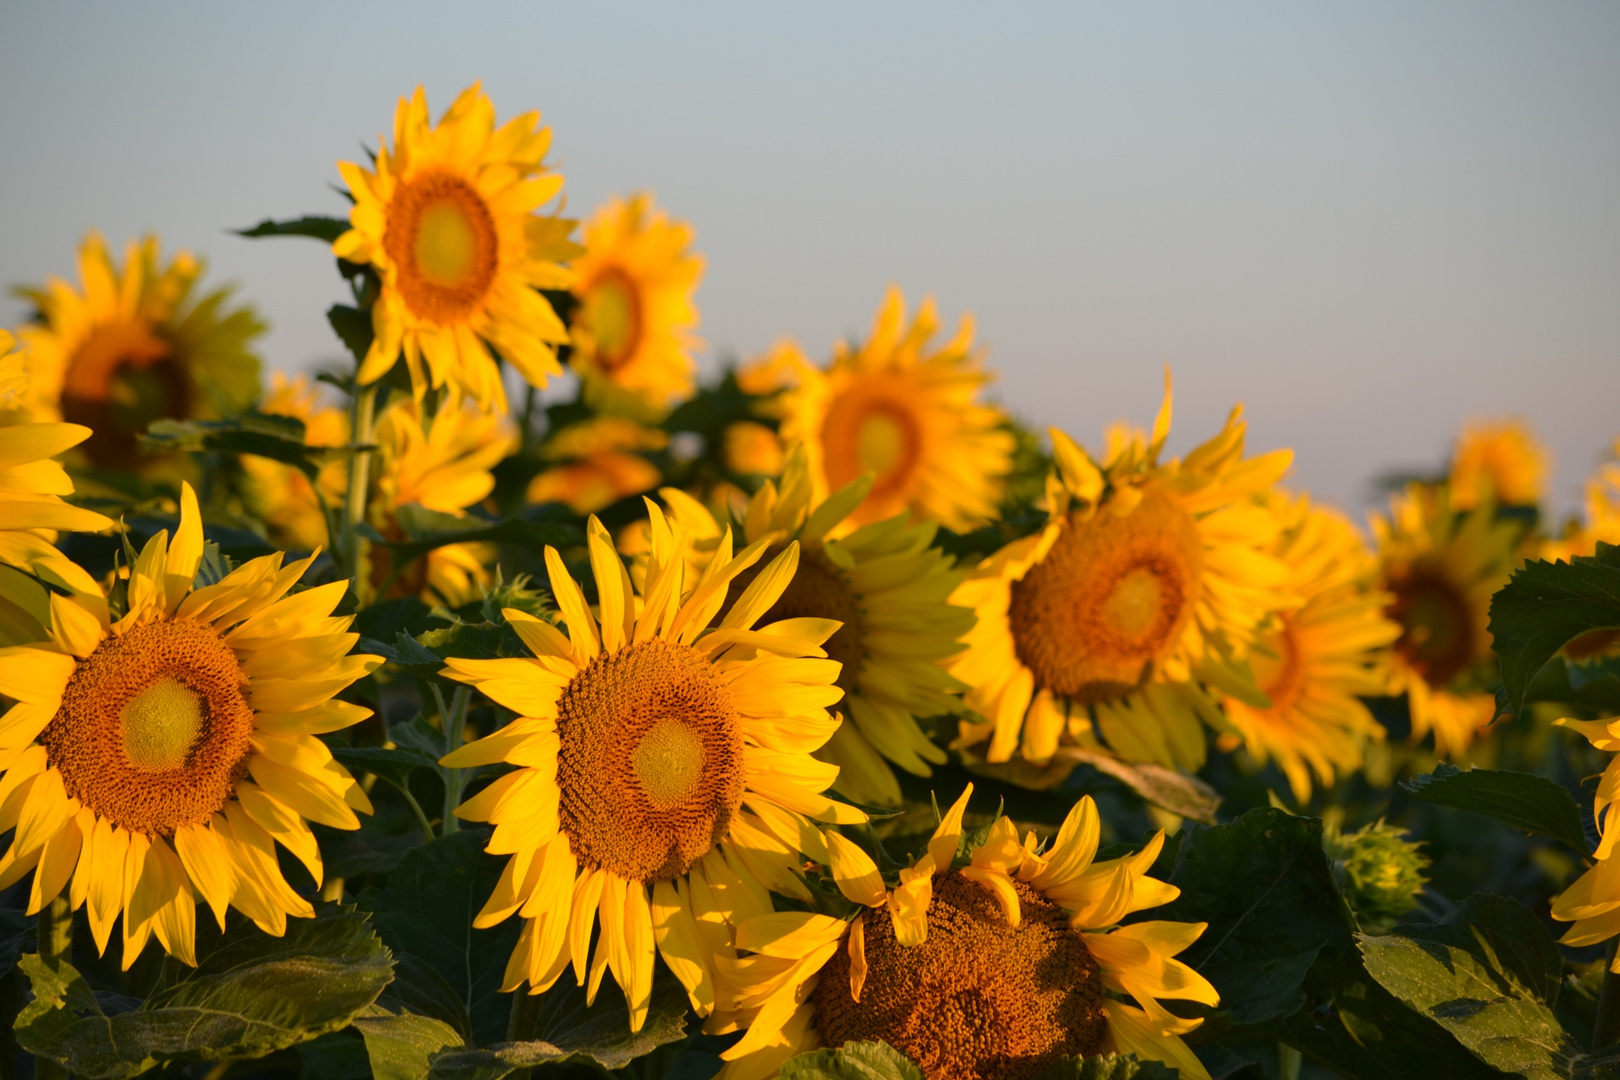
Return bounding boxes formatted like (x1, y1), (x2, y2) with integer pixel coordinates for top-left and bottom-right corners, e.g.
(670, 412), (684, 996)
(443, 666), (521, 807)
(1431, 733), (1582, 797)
(13, 231), (263, 468)
(0, 330), (116, 647)
(439, 515), (864, 1029)
(240, 373), (349, 551)
(707, 784), (1217, 1080)
(0, 483), (380, 967)
(1544, 437), (1620, 565)
(636, 445), (971, 807)
(527, 416), (666, 514)
(776, 288), (1015, 533)
(949, 377), (1293, 774)
(368, 396), (518, 607)
(1371, 484), (1520, 758)
(569, 193), (704, 409)
(1552, 716), (1620, 963)
(1220, 494), (1399, 803)
(333, 83), (579, 411)
(1448, 417), (1549, 510)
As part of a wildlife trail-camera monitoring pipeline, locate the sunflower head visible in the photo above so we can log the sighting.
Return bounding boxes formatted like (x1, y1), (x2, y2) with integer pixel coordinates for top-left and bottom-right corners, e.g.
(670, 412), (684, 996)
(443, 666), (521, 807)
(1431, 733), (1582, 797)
(1220, 493), (1398, 803)
(527, 416), (667, 514)
(1449, 417), (1549, 510)
(0, 330), (26, 406)
(1324, 820), (1429, 932)
(14, 231), (263, 467)
(712, 785), (1217, 1080)
(364, 396), (517, 606)
(1372, 484), (1520, 756)
(239, 374), (350, 552)
(0, 483), (379, 968)
(777, 288), (1015, 533)
(334, 83), (580, 410)
(951, 373), (1294, 772)
(568, 193), (705, 410)
(440, 514), (863, 1029)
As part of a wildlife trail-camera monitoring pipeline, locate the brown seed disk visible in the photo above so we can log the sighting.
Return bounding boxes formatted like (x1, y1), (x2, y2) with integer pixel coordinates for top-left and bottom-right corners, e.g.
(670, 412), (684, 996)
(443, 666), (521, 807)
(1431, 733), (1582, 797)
(555, 639), (744, 883)
(43, 618), (254, 837)
(1007, 489), (1202, 704)
(1385, 565), (1476, 687)
(383, 169), (500, 323)
(813, 874), (1109, 1080)
(722, 543), (865, 698)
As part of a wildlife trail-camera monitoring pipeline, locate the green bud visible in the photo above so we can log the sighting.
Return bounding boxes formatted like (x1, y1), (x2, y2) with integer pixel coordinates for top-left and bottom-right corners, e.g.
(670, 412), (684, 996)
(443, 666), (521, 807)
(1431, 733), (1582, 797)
(1323, 820), (1430, 932)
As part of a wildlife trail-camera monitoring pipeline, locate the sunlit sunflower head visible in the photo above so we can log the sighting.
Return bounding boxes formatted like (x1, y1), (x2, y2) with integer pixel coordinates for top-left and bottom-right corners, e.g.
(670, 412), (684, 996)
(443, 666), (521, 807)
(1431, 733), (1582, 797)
(239, 374), (350, 552)
(569, 193), (704, 410)
(333, 83), (580, 411)
(1221, 493), (1399, 804)
(13, 231), (263, 468)
(1448, 416), (1549, 510)
(1543, 437), (1620, 564)
(708, 784), (1217, 1080)
(527, 416), (667, 514)
(1551, 715), (1620, 965)
(0, 329), (27, 406)
(639, 444), (973, 807)
(777, 288), (1015, 533)
(0, 483), (380, 968)
(0, 329), (115, 548)
(949, 374), (1295, 774)
(440, 514), (864, 1030)
(1371, 483), (1521, 758)
(366, 395), (518, 607)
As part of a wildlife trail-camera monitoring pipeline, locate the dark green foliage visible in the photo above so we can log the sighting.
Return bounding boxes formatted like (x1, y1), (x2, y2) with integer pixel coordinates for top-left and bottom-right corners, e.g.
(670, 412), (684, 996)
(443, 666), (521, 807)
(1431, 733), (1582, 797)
(1361, 895), (1620, 1079)
(1149, 808), (1353, 1025)
(780, 1040), (927, 1080)
(357, 831), (521, 1046)
(237, 215), (351, 242)
(16, 905), (392, 1078)
(1406, 763), (1591, 852)
(1490, 543), (1620, 720)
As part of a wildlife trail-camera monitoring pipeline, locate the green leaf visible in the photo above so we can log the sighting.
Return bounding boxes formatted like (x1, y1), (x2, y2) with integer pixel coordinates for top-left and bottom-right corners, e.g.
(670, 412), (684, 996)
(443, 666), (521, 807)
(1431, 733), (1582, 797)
(425, 976), (691, 1079)
(1263, 945), (1506, 1080)
(780, 1040), (926, 1080)
(16, 904), (392, 1079)
(1489, 545), (1620, 720)
(1406, 763), (1591, 853)
(141, 413), (328, 479)
(329, 304), (375, 366)
(1149, 807), (1353, 1025)
(237, 215), (350, 242)
(354, 1007), (466, 1080)
(384, 506), (579, 559)
(193, 540), (236, 588)
(1360, 893), (1607, 1080)
(358, 831), (521, 1047)
(1031, 1052), (1186, 1080)
(0, 907), (33, 979)
(1068, 750), (1220, 825)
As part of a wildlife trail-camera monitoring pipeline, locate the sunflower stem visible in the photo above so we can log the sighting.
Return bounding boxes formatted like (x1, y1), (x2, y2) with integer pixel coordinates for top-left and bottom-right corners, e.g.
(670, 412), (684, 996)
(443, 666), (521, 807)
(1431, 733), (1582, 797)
(1595, 942), (1620, 1051)
(341, 383), (379, 583)
(35, 896), (72, 1080)
(438, 684), (472, 835)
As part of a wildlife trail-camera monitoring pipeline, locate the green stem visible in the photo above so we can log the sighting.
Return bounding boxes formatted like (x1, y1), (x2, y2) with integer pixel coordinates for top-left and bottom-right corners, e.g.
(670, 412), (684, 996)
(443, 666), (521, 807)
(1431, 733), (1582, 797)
(35, 897), (71, 1080)
(435, 684), (472, 835)
(1595, 941), (1620, 1051)
(1278, 1043), (1302, 1080)
(341, 384), (379, 582)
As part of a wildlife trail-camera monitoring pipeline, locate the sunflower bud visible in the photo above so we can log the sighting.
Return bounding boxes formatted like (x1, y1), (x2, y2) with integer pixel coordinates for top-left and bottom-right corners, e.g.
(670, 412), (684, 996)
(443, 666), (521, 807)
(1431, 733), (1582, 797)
(1324, 820), (1430, 932)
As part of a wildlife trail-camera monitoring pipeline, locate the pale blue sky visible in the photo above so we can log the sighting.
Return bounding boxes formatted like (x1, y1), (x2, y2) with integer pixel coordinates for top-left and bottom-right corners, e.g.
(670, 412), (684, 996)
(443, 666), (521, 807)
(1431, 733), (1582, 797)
(3, 2), (1617, 516)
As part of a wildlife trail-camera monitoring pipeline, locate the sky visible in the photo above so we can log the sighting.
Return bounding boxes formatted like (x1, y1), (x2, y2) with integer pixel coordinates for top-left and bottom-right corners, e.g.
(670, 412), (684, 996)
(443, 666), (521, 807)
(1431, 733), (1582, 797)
(2, 2), (1617, 518)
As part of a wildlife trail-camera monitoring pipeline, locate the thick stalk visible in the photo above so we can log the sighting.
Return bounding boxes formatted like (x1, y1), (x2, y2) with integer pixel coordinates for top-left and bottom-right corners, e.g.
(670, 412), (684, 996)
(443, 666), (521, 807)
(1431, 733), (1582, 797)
(340, 384), (379, 582)
(35, 896), (72, 1080)
(1595, 942), (1620, 1051)
(435, 684), (472, 835)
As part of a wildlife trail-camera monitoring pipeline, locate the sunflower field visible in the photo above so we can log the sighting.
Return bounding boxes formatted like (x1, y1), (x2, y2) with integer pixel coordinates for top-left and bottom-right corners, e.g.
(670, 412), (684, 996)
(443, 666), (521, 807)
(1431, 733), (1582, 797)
(3, 82), (1620, 1080)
